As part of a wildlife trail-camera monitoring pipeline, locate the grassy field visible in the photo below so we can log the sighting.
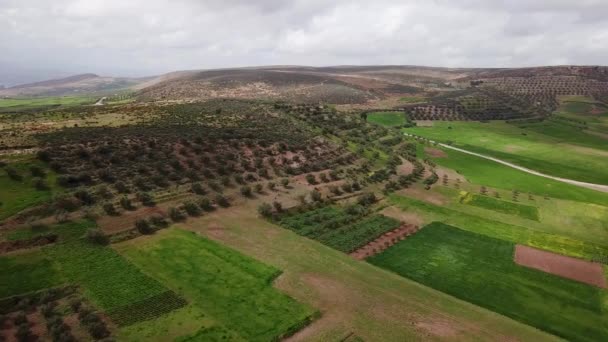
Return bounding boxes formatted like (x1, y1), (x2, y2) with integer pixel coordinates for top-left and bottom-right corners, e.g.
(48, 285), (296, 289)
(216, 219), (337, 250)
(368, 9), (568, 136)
(37, 221), (187, 326)
(424, 146), (608, 206)
(366, 111), (405, 127)
(460, 192), (539, 221)
(0, 250), (64, 298)
(368, 222), (608, 342)
(0, 158), (62, 220)
(405, 121), (608, 184)
(116, 228), (315, 341)
(388, 194), (608, 261)
(169, 202), (560, 341)
(0, 96), (94, 113)
(278, 206), (401, 253)
(555, 96), (608, 133)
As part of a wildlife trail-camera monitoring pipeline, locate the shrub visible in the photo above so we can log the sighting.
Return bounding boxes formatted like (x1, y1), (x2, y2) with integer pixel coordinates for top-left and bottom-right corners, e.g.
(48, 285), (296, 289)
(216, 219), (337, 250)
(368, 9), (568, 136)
(135, 219), (154, 234)
(215, 195), (230, 207)
(86, 321), (110, 339)
(198, 197), (214, 211)
(240, 186), (252, 197)
(74, 189), (96, 206)
(254, 183), (263, 194)
(257, 203), (273, 217)
(183, 202), (202, 216)
(169, 207), (186, 222)
(103, 203), (119, 216)
(149, 214), (169, 228)
(273, 201), (283, 212)
(310, 190), (322, 202)
(86, 229), (109, 245)
(119, 197), (135, 210)
(267, 182), (276, 191)
(305, 174), (317, 185)
(138, 192), (156, 206)
(281, 178), (290, 187)
(191, 183), (207, 195)
(357, 192), (377, 206)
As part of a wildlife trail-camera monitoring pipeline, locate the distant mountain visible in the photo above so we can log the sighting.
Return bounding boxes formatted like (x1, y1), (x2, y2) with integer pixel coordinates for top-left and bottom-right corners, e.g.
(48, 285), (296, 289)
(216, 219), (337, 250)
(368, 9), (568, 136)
(0, 73), (153, 97)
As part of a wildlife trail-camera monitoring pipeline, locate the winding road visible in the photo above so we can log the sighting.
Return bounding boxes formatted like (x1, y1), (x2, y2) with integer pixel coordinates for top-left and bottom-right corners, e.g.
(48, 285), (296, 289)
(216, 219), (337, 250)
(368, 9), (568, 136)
(405, 133), (608, 193)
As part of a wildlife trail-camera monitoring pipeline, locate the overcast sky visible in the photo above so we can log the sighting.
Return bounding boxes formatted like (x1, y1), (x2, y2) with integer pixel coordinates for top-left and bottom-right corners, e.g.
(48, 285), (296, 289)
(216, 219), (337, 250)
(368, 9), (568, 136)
(1, 0), (607, 84)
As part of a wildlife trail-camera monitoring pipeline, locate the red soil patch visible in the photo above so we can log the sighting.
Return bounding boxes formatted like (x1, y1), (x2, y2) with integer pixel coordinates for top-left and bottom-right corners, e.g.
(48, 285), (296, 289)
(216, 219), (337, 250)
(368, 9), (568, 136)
(350, 224), (419, 260)
(424, 147), (447, 158)
(0, 234), (58, 254)
(514, 245), (607, 288)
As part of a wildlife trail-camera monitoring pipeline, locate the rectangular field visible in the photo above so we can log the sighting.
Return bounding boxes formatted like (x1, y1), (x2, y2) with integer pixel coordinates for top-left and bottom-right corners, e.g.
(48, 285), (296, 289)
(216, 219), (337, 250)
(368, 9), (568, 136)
(116, 228), (315, 341)
(514, 245), (607, 288)
(368, 222), (608, 342)
(278, 206), (401, 253)
(366, 111), (405, 127)
(463, 192), (539, 221)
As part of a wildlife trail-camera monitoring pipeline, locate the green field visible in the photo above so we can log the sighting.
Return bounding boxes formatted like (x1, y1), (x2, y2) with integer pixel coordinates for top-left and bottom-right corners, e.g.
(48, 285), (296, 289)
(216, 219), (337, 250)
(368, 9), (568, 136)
(40, 221), (185, 325)
(278, 206), (401, 253)
(0, 96), (94, 113)
(461, 192), (539, 221)
(0, 158), (62, 220)
(425, 146), (608, 206)
(555, 96), (608, 133)
(367, 111), (406, 127)
(0, 250), (64, 298)
(116, 228), (315, 341)
(369, 222), (608, 342)
(388, 194), (608, 260)
(405, 121), (608, 184)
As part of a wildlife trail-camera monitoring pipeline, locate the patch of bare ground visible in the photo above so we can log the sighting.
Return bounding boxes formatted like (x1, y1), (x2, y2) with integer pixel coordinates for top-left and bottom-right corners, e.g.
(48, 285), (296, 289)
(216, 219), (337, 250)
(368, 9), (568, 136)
(514, 245), (607, 288)
(424, 147), (447, 158)
(414, 120), (434, 127)
(380, 206), (424, 226)
(503, 145), (523, 153)
(396, 159), (414, 175)
(350, 224), (419, 260)
(435, 167), (467, 184)
(97, 206), (166, 234)
(396, 186), (448, 206)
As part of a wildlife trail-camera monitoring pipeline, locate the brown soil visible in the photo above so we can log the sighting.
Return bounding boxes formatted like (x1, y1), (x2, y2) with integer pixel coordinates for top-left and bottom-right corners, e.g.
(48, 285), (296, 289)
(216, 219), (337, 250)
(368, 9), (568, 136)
(97, 206), (165, 234)
(396, 186), (448, 206)
(0, 234), (58, 254)
(396, 159), (414, 175)
(424, 147), (447, 158)
(349, 224), (419, 260)
(514, 245), (607, 288)
(379, 207), (424, 227)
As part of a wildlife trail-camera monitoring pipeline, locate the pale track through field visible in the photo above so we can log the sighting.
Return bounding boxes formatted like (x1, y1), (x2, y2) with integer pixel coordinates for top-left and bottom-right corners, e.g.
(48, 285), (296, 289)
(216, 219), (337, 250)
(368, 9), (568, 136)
(404, 133), (608, 193)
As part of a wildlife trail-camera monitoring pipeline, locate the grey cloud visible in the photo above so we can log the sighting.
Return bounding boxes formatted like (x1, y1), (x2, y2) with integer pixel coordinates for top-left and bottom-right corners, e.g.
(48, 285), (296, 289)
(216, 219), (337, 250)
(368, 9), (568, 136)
(1, 0), (607, 85)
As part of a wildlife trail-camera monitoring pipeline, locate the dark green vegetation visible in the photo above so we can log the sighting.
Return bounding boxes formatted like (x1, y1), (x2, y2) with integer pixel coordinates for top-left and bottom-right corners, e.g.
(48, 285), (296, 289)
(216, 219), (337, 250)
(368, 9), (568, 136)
(41, 221), (185, 326)
(0, 158), (61, 220)
(278, 205), (401, 253)
(0, 251), (63, 298)
(369, 222), (608, 342)
(117, 228), (316, 341)
(462, 192), (539, 221)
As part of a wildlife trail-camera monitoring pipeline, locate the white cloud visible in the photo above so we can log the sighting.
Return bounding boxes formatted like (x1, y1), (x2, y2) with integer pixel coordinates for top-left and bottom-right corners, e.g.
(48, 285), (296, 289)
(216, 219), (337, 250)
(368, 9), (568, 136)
(0, 0), (607, 83)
